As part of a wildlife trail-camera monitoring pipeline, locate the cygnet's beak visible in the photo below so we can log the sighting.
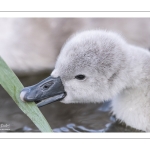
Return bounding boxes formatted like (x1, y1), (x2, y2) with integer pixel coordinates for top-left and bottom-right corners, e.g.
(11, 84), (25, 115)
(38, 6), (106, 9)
(20, 76), (66, 107)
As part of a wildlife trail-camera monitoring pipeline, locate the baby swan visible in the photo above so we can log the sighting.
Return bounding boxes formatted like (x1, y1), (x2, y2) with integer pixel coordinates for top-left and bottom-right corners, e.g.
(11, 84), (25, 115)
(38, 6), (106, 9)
(20, 30), (150, 132)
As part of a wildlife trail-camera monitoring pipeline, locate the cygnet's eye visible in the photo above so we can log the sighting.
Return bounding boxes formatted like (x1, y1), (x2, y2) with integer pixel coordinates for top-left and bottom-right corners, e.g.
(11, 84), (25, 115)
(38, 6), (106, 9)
(75, 74), (86, 80)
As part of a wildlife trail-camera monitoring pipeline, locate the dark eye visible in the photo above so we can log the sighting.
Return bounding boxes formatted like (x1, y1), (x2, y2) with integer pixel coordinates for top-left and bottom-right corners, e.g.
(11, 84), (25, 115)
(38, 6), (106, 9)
(75, 75), (86, 80)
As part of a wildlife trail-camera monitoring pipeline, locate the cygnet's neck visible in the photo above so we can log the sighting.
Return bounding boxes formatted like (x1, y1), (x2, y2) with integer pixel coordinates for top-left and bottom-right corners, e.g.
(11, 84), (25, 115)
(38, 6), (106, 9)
(111, 45), (150, 132)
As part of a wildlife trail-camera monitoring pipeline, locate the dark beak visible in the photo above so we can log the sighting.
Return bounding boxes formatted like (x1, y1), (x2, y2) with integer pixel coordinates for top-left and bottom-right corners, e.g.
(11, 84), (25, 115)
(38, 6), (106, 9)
(20, 76), (66, 107)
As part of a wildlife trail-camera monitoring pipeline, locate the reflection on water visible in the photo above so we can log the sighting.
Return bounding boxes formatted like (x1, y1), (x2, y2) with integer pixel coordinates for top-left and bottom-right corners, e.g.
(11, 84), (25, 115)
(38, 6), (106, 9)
(0, 72), (141, 132)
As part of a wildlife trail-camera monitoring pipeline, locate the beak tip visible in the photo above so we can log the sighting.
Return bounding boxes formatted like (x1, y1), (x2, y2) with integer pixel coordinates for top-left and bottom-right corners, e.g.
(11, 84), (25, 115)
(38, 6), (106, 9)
(20, 90), (27, 102)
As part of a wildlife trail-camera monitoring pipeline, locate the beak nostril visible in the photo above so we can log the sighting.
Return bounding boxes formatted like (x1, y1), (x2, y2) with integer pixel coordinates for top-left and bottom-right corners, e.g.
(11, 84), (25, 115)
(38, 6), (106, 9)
(41, 81), (54, 91)
(43, 85), (49, 90)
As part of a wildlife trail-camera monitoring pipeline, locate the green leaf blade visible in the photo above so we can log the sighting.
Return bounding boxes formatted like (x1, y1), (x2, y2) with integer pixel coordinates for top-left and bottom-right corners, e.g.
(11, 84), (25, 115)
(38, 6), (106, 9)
(0, 57), (53, 132)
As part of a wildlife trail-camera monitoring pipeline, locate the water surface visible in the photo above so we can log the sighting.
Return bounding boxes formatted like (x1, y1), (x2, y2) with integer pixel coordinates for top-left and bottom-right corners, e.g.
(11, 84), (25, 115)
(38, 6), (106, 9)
(0, 72), (141, 132)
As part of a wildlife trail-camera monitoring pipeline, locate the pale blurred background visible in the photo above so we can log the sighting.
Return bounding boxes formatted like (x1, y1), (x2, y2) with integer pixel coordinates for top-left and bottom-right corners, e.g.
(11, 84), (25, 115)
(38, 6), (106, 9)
(0, 18), (150, 132)
(0, 18), (150, 75)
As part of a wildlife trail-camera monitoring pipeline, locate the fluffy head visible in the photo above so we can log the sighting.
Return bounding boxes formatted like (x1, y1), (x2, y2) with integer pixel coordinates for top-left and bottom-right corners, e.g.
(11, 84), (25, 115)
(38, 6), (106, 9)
(51, 30), (129, 104)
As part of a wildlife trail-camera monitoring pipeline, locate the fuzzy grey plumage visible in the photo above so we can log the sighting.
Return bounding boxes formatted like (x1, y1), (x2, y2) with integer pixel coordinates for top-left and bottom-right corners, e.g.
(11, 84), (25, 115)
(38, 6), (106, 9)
(51, 30), (150, 131)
